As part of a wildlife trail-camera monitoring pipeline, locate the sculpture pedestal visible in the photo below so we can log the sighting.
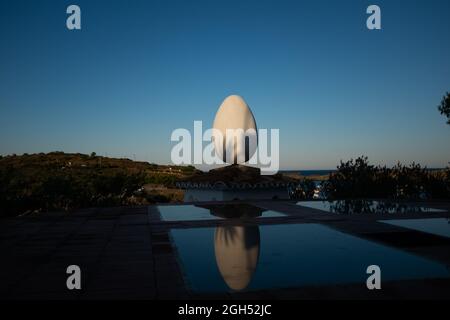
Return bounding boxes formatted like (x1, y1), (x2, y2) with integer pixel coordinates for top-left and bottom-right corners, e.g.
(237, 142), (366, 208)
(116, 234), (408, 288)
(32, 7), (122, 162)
(177, 164), (296, 202)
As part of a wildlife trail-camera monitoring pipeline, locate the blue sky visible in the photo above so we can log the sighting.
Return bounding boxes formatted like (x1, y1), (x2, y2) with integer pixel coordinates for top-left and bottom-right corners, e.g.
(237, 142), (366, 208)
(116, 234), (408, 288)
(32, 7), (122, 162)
(0, 0), (449, 169)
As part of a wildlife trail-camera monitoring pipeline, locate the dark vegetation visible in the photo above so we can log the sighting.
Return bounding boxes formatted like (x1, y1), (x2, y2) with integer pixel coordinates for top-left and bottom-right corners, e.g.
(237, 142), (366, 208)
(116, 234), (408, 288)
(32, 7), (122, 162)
(322, 156), (450, 200)
(326, 200), (440, 215)
(438, 91), (450, 125)
(0, 152), (197, 217)
(289, 178), (316, 200)
(291, 156), (450, 201)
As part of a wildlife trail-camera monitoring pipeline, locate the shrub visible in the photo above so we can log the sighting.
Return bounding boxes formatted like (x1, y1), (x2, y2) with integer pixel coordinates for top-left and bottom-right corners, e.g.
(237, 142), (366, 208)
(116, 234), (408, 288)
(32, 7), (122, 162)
(290, 178), (316, 199)
(324, 156), (450, 200)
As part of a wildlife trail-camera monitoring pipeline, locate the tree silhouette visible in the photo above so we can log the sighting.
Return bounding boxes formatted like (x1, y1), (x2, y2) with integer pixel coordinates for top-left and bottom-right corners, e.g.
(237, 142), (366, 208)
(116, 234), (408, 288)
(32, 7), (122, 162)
(438, 91), (450, 124)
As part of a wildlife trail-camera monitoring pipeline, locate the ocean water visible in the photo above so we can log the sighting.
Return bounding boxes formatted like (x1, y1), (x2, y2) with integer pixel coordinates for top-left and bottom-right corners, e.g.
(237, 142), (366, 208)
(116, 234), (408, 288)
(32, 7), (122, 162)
(281, 170), (335, 176)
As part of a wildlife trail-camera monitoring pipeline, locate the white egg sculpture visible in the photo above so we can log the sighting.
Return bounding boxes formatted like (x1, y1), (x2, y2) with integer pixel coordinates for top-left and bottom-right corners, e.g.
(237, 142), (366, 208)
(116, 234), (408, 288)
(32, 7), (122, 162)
(213, 95), (257, 164)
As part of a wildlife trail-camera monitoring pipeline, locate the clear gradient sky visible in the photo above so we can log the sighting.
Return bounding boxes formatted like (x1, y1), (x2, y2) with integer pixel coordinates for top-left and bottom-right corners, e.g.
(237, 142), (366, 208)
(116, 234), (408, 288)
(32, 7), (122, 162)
(0, 0), (449, 170)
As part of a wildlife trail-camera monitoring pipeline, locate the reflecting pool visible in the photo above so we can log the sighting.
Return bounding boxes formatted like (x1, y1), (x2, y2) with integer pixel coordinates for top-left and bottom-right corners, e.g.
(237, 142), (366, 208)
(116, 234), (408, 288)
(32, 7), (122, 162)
(170, 223), (449, 293)
(380, 218), (450, 238)
(158, 203), (285, 222)
(297, 200), (446, 215)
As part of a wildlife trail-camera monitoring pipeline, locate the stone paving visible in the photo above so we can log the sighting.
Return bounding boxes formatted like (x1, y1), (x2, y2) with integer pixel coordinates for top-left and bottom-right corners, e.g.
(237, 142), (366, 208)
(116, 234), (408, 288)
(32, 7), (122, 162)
(0, 200), (449, 300)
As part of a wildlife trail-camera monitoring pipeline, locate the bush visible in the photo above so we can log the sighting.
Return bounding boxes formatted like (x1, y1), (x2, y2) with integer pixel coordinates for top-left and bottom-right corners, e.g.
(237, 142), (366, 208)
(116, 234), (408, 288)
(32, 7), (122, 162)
(290, 178), (316, 200)
(323, 156), (450, 200)
(145, 173), (177, 186)
(0, 154), (149, 216)
(438, 91), (450, 125)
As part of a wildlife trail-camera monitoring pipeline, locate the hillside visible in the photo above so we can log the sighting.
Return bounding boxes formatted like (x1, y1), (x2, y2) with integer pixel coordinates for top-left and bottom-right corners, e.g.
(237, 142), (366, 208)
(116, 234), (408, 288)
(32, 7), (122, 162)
(0, 152), (197, 217)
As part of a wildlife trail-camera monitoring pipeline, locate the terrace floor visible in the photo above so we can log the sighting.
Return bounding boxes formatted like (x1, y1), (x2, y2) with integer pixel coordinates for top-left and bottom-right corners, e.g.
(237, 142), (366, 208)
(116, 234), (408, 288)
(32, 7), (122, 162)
(1, 200), (449, 300)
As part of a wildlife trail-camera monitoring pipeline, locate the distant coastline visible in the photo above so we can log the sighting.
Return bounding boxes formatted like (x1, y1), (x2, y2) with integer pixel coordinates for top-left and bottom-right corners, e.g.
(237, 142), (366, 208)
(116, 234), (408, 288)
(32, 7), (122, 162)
(281, 168), (446, 176)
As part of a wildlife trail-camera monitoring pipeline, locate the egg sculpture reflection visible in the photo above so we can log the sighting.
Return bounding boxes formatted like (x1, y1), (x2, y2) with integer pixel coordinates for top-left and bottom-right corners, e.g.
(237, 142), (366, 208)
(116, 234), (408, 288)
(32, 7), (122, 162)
(212, 95), (257, 164)
(214, 225), (260, 291)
